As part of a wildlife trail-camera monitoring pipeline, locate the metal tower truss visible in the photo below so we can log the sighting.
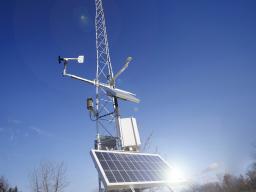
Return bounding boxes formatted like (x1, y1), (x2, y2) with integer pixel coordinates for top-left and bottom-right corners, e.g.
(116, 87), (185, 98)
(95, 0), (118, 145)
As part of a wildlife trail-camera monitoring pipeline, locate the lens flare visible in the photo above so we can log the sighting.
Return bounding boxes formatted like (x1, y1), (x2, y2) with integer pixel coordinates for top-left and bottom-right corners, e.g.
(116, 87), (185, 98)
(168, 166), (187, 184)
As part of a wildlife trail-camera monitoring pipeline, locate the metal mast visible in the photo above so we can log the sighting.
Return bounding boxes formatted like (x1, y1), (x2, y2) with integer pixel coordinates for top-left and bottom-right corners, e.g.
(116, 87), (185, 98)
(95, 0), (119, 150)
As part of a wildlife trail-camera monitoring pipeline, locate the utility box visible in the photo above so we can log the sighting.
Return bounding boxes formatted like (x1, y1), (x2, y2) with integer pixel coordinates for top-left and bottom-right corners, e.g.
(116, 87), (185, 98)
(119, 117), (141, 150)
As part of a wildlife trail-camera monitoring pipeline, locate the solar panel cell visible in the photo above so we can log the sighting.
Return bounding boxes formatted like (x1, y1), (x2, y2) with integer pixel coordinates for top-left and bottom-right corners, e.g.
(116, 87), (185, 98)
(119, 170), (131, 182)
(105, 171), (116, 183)
(112, 170), (124, 182)
(103, 153), (111, 160)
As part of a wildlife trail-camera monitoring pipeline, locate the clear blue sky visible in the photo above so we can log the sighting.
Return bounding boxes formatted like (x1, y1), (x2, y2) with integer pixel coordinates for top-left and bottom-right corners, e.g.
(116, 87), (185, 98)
(1, 0), (256, 191)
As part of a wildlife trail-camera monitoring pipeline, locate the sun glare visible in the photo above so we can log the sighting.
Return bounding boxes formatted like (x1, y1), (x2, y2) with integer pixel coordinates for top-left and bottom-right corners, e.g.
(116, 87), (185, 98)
(168, 166), (187, 184)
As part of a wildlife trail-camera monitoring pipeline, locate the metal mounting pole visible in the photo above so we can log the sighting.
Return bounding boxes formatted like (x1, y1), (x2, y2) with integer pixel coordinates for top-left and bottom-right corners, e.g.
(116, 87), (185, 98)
(130, 187), (135, 192)
(167, 185), (174, 192)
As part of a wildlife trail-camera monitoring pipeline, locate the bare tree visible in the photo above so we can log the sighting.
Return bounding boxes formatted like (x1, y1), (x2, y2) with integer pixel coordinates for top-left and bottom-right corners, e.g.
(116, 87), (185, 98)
(247, 162), (256, 190)
(52, 162), (67, 192)
(31, 169), (40, 192)
(142, 131), (154, 152)
(30, 162), (68, 192)
(0, 177), (18, 192)
(0, 176), (9, 192)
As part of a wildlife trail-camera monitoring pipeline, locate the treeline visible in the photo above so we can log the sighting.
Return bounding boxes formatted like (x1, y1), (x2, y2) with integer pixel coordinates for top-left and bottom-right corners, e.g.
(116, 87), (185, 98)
(0, 176), (18, 192)
(184, 163), (256, 192)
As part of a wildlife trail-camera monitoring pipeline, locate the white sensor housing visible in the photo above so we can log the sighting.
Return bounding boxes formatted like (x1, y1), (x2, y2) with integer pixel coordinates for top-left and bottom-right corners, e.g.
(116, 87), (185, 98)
(78, 55), (84, 63)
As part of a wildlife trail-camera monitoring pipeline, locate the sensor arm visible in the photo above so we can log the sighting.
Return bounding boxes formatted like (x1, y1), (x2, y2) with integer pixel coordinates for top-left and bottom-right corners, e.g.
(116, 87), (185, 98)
(62, 59), (135, 94)
(63, 66), (96, 85)
(64, 71), (135, 96)
(63, 71), (96, 86)
(60, 55), (94, 85)
(63, 68), (110, 91)
(60, 56), (139, 103)
(110, 57), (132, 86)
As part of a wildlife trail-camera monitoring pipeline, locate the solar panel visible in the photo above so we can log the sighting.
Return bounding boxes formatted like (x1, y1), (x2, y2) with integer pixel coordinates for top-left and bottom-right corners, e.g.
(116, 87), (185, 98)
(90, 149), (171, 190)
(103, 87), (140, 103)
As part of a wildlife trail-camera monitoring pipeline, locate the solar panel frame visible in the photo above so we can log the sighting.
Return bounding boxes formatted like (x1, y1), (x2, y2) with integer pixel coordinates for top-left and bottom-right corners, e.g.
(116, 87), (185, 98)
(90, 149), (171, 190)
(103, 87), (140, 103)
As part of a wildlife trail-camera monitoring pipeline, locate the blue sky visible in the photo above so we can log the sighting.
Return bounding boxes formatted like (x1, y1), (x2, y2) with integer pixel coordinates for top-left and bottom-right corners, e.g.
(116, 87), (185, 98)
(1, 0), (256, 191)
